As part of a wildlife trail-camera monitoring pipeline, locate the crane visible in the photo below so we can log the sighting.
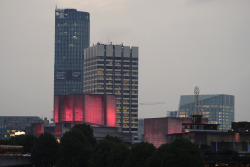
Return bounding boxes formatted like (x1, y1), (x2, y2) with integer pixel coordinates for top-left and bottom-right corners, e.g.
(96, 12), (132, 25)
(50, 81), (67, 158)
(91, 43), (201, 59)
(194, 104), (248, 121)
(139, 102), (166, 105)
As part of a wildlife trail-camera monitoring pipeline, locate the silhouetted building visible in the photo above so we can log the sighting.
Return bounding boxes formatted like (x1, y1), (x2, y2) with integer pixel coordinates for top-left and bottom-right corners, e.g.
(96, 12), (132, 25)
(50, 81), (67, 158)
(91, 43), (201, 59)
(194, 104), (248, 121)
(167, 121), (250, 152)
(167, 131), (250, 152)
(84, 43), (139, 138)
(144, 117), (208, 148)
(182, 115), (219, 132)
(178, 94), (235, 131)
(54, 8), (90, 95)
(231, 121), (250, 133)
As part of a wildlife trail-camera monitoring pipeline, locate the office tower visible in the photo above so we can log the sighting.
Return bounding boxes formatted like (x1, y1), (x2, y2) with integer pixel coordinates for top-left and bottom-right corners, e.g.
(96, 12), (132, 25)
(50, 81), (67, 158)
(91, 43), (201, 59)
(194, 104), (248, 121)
(166, 111), (178, 117)
(178, 94), (235, 131)
(54, 9), (90, 95)
(84, 43), (139, 138)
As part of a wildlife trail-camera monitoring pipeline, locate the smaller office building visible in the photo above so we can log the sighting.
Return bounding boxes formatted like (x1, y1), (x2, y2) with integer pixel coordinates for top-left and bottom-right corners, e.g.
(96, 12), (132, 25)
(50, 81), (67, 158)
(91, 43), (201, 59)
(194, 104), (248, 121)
(144, 117), (208, 148)
(0, 116), (42, 139)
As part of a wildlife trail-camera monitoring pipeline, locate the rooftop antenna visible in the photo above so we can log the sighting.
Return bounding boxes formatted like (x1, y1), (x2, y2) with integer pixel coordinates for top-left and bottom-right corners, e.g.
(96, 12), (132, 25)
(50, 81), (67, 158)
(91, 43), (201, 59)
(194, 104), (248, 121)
(194, 86), (200, 115)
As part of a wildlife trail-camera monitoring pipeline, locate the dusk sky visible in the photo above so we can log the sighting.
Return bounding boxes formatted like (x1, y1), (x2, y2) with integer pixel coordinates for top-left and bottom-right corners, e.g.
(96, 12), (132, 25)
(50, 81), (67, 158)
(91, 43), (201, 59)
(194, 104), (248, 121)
(0, 0), (250, 121)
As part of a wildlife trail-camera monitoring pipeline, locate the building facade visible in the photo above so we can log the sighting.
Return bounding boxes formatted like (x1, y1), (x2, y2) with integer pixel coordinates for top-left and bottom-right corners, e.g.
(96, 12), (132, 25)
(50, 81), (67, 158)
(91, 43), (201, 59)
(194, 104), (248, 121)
(54, 9), (90, 95)
(178, 94), (235, 131)
(0, 116), (42, 139)
(84, 43), (139, 138)
(166, 111), (178, 117)
(144, 117), (208, 148)
(54, 94), (116, 127)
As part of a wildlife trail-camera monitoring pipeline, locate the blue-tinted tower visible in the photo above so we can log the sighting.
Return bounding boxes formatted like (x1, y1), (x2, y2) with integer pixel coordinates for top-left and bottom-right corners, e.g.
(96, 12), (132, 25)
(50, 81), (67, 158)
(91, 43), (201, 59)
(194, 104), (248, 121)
(178, 94), (235, 131)
(54, 9), (90, 95)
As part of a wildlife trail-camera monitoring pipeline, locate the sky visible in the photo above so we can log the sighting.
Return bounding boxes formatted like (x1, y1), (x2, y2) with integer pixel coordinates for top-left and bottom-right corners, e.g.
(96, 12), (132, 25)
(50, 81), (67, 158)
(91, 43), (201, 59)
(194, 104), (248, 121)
(0, 0), (250, 121)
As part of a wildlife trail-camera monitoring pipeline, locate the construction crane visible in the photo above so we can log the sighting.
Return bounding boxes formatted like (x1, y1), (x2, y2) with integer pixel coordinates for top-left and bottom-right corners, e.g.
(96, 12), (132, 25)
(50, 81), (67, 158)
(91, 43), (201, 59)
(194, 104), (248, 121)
(139, 102), (166, 106)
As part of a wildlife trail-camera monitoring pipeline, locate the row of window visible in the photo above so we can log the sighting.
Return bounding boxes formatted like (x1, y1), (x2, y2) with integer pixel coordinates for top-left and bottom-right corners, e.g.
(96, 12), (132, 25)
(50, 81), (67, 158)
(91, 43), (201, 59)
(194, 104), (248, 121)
(116, 123), (138, 127)
(116, 118), (138, 122)
(117, 114), (137, 117)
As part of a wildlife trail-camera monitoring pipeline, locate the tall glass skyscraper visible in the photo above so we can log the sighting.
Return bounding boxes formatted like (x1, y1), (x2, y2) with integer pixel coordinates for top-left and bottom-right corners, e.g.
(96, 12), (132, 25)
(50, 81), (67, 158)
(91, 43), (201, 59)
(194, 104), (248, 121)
(178, 94), (235, 131)
(84, 43), (139, 138)
(54, 9), (90, 95)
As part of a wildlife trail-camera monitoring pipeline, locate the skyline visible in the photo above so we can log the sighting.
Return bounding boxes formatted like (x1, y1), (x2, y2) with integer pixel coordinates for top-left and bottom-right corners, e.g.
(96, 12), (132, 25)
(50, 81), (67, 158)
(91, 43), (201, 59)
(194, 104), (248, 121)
(0, 0), (250, 121)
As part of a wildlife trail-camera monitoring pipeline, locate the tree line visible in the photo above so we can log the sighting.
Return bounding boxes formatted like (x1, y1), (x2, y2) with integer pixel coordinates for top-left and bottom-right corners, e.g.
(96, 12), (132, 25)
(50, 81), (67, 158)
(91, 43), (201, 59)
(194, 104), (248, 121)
(0, 124), (204, 167)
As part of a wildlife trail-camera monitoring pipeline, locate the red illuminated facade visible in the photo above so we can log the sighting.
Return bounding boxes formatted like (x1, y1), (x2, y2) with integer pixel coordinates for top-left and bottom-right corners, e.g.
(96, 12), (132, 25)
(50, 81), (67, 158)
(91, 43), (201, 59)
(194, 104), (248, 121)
(144, 117), (208, 148)
(54, 94), (116, 127)
(34, 123), (44, 136)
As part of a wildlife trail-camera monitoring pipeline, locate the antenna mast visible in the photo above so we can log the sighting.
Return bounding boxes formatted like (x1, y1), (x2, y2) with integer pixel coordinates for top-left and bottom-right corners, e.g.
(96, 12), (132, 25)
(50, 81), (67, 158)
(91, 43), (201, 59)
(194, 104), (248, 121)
(194, 86), (200, 115)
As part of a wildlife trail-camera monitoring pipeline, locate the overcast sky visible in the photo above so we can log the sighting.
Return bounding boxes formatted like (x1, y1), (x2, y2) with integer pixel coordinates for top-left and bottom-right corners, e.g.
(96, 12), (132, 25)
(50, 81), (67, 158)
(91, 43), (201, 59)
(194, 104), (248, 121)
(0, 0), (250, 121)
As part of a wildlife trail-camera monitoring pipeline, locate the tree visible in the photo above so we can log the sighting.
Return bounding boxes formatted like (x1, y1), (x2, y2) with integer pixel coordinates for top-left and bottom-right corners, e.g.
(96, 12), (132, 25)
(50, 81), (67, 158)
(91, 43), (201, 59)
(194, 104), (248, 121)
(31, 133), (58, 167)
(56, 126), (92, 167)
(88, 135), (129, 167)
(9, 135), (37, 153)
(123, 142), (156, 167)
(71, 124), (96, 147)
(147, 138), (204, 167)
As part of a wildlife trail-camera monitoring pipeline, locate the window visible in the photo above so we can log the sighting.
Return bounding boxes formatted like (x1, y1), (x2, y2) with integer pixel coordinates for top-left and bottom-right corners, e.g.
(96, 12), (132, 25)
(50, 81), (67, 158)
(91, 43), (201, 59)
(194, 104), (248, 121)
(123, 81), (129, 84)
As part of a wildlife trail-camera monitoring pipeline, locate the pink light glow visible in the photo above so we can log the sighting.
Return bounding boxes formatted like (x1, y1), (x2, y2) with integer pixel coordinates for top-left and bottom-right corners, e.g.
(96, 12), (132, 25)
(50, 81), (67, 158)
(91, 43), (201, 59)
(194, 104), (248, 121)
(54, 96), (59, 123)
(106, 95), (116, 127)
(85, 95), (104, 125)
(54, 94), (116, 127)
(35, 123), (44, 135)
(55, 124), (62, 136)
(74, 95), (84, 121)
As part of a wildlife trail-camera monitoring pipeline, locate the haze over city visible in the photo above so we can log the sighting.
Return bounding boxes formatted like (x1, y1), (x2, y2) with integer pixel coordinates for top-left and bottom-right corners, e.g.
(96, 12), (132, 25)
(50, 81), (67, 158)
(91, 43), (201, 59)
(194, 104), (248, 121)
(0, 0), (250, 121)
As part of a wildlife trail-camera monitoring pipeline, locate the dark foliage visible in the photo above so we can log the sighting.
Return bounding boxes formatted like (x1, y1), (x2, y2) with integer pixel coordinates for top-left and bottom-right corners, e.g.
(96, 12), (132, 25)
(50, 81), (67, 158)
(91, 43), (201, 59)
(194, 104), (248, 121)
(88, 135), (129, 167)
(10, 135), (37, 153)
(146, 138), (204, 167)
(31, 133), (58, 167)
(123, 142), (156, 167)
(56, 124), (95, 167)
(71, 124), (96, 147)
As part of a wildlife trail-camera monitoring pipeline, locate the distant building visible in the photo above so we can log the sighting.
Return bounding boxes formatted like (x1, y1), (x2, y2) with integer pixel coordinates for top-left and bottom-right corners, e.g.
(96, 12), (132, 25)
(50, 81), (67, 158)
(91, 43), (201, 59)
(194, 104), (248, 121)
(54, 8), (90, 95)
(166, 111), (178, 117)
(28, 122), (134, 144)
(0, 116), (42, 139)
(54, 94), (116, 127)
(137, 118), (144, 142)
(178, 94), (235, 131)
(182, 115), (219, 133)
(231, 122), (250, 133)
(84, 43), (139, 139)
(167, 131), (250, 152)
(144, 117), (208, 148)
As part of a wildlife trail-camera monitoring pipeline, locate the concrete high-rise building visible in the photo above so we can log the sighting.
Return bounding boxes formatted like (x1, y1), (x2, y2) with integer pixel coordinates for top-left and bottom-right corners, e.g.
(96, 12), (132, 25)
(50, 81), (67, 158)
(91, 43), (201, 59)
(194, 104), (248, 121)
(54, 9), (90, 95)
(178, 94), (235, 131)
(84, 43), (139, 138)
